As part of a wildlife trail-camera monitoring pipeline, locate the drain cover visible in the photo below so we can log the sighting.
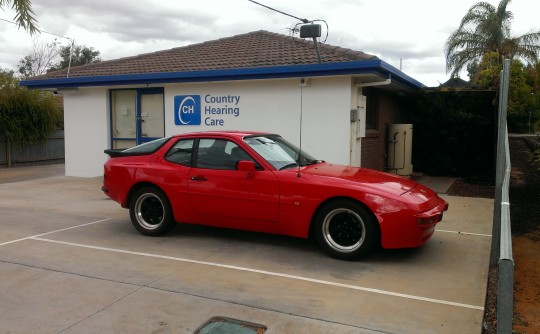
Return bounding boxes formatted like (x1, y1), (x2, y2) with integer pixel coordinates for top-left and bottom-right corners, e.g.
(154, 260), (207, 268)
(195, 317), (266, 334)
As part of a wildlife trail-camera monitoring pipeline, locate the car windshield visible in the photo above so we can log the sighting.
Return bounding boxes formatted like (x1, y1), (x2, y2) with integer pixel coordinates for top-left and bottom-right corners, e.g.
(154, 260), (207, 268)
(244, 135), (319, 170)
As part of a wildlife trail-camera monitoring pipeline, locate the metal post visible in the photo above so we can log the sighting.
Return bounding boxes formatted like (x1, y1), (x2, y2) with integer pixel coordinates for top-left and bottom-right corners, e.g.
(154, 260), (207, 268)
(529, 110), (532, 134)
(312, 37), (322, 64)
(497, 259), (514, 333)
(494, 59), (514, 334)
(491, 60), (510, 266)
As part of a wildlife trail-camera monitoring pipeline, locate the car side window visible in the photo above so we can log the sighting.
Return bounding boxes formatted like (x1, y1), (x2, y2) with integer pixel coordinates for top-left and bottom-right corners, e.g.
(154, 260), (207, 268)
(196, 139), (257, 170)
(165, 139), (194, 166)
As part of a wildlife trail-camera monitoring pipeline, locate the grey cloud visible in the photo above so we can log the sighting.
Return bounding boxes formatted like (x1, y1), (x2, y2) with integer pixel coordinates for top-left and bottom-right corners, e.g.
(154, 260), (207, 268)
(33, 0), (219, 43)
(329, 30), (443, 60)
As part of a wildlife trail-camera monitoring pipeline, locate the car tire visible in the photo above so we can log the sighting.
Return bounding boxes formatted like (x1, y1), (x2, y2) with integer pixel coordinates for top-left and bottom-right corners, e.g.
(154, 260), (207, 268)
(129, 186), (175, 236)
(314, 199), (379, 260)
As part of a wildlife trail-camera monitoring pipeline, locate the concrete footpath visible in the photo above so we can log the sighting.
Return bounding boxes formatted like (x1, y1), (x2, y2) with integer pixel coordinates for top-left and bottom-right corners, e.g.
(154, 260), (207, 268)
(0, 164), (493, 334)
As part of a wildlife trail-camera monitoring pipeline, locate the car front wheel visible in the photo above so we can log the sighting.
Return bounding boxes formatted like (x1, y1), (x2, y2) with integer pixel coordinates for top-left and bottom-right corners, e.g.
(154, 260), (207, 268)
(129, 187), (175, 236)
(315, 200), (379, 260)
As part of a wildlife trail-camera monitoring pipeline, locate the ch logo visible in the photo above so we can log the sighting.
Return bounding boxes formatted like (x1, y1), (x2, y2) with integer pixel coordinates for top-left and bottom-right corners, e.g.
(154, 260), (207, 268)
(174, 95), (201, 125)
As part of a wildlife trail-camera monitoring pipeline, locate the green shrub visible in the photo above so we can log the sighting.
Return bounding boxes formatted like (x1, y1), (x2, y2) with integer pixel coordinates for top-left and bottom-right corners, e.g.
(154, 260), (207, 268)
(0, 73), (61, 146)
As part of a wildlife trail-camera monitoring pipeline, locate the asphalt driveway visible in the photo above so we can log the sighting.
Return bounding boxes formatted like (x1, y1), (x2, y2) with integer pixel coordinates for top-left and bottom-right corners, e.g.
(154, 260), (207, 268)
(0, 164), (493, 333)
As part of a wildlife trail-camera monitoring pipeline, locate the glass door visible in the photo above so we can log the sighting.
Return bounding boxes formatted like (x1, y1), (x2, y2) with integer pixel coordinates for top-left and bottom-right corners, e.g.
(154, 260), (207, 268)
(111, 90), (137, 149)
(138, 89), (165, 143)
(111, 88), (164, 149)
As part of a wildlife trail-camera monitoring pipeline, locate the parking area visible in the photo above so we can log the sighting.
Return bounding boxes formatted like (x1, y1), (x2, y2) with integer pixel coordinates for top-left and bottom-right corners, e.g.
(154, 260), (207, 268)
(0, 164), (493, 333)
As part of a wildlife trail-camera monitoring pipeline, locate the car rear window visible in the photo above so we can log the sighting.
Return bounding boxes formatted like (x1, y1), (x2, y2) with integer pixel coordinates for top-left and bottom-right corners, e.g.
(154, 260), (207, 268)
(105, 137), (170, 157)
(123, 137), (170, 154)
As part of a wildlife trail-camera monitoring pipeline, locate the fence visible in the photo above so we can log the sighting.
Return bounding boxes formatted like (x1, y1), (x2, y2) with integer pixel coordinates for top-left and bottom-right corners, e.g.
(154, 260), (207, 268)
(0, 130), (64, 167)
(521, 136), (540, 152)
(490, 60), (513, 334)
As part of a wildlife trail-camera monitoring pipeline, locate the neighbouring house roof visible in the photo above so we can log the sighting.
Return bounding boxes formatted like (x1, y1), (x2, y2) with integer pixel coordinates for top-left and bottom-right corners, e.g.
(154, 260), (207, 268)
(21, 30), (424, 91)
(424, 77), (495, 92)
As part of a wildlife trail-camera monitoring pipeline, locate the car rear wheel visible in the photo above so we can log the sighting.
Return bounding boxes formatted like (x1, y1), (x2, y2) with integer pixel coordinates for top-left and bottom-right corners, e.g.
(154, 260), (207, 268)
(129, 187), (175, 236)
(315, 200), (379, 260)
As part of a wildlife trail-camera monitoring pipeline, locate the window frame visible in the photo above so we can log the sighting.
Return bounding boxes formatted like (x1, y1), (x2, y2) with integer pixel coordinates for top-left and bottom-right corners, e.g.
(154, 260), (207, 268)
(364, 87), (378, 130)
(192, 138), (262, 171)
(164, 138), (195, 167)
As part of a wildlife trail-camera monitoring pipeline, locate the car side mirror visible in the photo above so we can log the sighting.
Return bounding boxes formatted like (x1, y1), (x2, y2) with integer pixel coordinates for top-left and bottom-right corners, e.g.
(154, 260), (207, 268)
(237, 160), (256, 172)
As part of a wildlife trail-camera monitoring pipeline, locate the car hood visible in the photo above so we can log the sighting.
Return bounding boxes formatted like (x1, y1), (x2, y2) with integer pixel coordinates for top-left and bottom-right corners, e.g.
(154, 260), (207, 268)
(301, 162), (418, 196)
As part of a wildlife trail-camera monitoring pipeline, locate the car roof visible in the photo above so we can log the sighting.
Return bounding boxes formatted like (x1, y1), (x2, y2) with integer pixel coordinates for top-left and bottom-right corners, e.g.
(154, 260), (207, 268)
(171, 131), (275, 139)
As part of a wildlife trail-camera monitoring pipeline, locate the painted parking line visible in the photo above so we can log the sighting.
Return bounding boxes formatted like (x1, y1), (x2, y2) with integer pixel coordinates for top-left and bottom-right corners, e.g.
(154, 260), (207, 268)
(436, 229), (492, 237)
(0, 218), (112, 247)
(31, 236), (484, 311)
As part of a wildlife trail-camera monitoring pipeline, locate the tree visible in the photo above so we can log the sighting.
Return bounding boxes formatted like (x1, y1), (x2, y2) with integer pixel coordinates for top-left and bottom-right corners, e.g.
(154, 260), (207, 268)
(48, 43), (101, 72)
(474, 53), (539, 132)
(445, 0), (540, 78)
(17, 38), (61, 78)
(0, 0), (38, 34)
(0, 69), (62, 166)
(17, 40), (102, 78)
(0, 67), (15, 84)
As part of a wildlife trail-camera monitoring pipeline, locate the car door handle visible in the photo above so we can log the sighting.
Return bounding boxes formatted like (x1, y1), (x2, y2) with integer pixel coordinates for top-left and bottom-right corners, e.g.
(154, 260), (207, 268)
(191, 176), (208, 181)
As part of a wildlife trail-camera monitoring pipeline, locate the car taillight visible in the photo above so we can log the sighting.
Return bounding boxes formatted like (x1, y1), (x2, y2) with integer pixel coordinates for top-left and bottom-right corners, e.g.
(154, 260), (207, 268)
(416, 216), (437, 225)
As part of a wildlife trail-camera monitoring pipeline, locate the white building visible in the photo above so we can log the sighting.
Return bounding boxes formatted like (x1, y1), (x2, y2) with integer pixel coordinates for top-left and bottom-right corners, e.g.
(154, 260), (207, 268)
(22, 31), (423, 177)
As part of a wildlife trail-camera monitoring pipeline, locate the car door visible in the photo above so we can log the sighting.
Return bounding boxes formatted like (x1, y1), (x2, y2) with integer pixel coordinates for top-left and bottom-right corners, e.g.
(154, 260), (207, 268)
(188, 138), (279, 223)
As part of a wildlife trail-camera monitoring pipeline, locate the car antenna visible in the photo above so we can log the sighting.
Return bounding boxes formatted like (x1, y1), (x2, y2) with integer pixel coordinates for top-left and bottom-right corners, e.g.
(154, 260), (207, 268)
(297, 78), (305, 178)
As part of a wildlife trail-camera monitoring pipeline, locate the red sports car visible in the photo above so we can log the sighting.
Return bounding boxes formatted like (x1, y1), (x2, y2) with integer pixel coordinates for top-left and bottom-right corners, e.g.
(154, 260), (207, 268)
(102, 131), (448, 260)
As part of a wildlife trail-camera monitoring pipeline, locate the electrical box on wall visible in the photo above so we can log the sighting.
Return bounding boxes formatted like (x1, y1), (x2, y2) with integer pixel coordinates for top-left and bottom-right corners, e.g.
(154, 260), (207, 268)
(387, 124), (413, 176)
(350, 109), (358, 122)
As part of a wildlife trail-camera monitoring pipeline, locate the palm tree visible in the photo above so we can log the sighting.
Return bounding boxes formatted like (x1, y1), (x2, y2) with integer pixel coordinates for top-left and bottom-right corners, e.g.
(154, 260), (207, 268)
(445, 0), (540, 78)
(0, 0), (38, 34)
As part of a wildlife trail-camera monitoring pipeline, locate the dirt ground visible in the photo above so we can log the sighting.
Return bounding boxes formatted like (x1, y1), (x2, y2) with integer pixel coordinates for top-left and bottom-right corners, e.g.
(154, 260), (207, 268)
(508, 138), (540, 333)
(448, 137), (540, 333)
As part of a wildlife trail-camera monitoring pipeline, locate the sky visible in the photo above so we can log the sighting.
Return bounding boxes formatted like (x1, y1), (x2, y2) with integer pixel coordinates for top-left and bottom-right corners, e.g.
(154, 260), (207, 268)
(0, 0), (537, 87)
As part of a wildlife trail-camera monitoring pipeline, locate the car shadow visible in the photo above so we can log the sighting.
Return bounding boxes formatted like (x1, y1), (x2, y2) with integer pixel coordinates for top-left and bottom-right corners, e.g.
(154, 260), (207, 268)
(108, 218), (434, 264)
(170, 223), (318, 252)
(173, 223), (428, 262)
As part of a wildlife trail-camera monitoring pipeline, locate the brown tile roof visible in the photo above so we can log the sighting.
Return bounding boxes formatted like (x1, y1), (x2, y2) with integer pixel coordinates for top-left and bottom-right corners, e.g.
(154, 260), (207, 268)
(28, 30), (377, 80)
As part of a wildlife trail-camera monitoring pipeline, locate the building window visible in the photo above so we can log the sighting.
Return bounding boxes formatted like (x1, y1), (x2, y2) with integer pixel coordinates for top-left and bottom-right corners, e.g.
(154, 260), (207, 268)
(364, 88), (378, 130)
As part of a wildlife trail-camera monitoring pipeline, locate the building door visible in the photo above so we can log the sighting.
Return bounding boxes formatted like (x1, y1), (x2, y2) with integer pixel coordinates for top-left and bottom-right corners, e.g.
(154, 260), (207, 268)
(138, 89), (165, 144)
(111, 88), (164, 149)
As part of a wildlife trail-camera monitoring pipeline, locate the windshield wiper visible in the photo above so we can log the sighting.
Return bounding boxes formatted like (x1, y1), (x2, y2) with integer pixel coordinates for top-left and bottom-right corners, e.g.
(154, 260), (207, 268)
(279, 162), (300, 170)
(280, 159), (323, 170)
(304, 159), (324, 165)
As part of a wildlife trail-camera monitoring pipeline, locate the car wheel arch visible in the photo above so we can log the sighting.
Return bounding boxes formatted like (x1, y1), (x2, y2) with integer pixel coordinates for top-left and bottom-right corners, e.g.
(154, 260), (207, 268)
(126, 182), (167, 208)
(309, 196), (381, 240)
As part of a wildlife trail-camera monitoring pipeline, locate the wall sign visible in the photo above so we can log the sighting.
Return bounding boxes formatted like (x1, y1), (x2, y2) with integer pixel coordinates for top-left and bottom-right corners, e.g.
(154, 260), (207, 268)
(174, 95), (201, 125)
(174, 94), (240, 127)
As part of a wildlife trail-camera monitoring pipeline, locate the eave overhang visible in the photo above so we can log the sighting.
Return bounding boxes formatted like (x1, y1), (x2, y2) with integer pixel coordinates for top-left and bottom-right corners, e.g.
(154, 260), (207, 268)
(20, 59), (424, 91)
